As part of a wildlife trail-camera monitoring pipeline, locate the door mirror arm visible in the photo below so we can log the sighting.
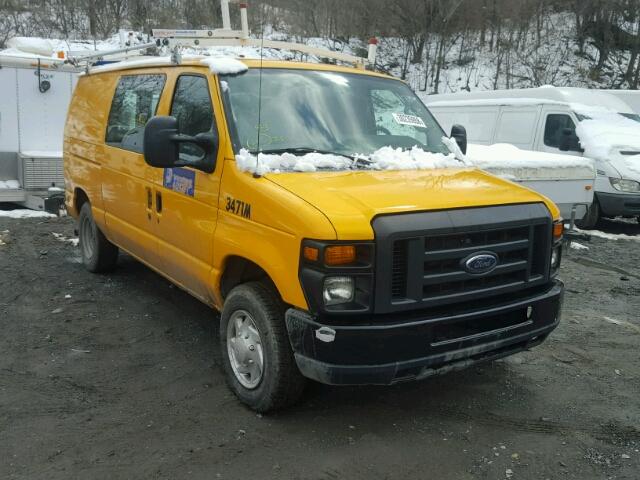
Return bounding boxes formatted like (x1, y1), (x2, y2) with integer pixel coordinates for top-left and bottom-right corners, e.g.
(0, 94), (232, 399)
(559, 127), (582, 152)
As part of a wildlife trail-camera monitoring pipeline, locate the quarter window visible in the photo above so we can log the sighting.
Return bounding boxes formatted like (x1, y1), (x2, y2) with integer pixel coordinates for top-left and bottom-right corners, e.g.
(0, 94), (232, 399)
(170, 75), (215, 163)
(544, 114), (576, 149)
(106, 74), (166, 153)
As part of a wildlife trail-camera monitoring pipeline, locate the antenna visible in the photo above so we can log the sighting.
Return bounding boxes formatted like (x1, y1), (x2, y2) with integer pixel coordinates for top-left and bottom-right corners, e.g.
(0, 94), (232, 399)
(253, 2), (265, 178)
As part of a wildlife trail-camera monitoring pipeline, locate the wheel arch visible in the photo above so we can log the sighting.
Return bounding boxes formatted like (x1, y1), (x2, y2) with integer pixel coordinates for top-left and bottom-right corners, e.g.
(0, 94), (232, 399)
(219, 255), (281, 303)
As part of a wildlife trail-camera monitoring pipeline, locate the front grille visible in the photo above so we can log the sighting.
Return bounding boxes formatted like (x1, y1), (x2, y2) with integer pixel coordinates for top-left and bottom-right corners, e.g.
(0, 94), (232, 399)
(391, 240), (408, 298)
(374, 204), (552, 314)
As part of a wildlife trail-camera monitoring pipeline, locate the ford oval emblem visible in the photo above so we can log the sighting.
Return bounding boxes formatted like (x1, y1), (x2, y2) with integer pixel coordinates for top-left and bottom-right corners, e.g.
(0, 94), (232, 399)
(463, 252), (499, 275)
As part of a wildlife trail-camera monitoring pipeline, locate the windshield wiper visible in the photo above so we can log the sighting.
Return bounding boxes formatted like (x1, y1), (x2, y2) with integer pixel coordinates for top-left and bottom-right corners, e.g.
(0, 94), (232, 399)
(254, 147), (378, 170)
(255, 147), (354, 160)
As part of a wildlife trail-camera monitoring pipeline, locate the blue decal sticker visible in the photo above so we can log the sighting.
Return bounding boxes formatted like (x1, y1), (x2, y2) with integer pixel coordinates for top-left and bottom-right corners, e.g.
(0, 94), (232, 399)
(163, 168), (195, 197)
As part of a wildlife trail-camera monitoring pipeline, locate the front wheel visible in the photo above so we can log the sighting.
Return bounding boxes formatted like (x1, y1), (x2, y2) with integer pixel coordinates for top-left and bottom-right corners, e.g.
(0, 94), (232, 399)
(220, 282), (305, 412)
(576, 198), (600, 229)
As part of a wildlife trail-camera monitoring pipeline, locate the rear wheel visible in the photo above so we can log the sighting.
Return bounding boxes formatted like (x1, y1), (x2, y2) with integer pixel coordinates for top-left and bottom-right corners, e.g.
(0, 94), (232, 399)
(78, 203), (119, 272)
(576, 198), (600, 229)
(220, 282), (305, 412)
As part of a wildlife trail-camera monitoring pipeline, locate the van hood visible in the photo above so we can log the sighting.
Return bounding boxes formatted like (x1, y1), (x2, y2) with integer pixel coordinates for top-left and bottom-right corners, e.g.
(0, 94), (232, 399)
(265, 168), (559, 240)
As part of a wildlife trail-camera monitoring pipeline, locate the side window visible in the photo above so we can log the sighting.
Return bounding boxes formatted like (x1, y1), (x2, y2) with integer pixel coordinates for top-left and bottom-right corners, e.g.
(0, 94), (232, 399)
(544, 114), (576, 149)
(371, 89), (428, 146)
(170, 75), (215, 163)
(106, 74), (166, 153)
(495, 110), (538, 146)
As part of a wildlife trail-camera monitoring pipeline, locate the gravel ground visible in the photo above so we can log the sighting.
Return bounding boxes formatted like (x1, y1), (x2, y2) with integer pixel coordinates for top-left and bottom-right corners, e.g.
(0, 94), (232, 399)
(1, 214), (639, 479)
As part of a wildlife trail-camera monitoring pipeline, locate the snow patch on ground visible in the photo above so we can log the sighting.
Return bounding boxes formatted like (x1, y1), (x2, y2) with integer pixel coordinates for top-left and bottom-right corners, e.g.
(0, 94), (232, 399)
(235, 144), (465, 175)
(574, 227), (640, 242)
(52, 232), (79, 246)
(569, 241), (590, 251)
(0, 209), (56, 219)
(200, 57), (248, 75)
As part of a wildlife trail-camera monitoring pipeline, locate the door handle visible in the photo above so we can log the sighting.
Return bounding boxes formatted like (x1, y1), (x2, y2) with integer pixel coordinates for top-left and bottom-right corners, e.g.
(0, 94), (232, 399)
(146, 187), (152, 210)
(156, 191), (162, 214)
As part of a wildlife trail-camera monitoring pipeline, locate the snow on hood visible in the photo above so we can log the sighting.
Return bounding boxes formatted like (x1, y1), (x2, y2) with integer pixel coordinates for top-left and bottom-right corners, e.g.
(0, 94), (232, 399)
(235, 138), (595, 180)
(573, 107), (640, 160)
(235, 142), (468, 175)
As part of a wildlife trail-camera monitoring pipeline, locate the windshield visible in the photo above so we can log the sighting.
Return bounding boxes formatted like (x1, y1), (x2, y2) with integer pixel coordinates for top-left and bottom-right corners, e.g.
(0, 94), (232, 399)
(620, 112), (640, 123)
(220, 69), (449, 160)
(576, 112), (640, 123)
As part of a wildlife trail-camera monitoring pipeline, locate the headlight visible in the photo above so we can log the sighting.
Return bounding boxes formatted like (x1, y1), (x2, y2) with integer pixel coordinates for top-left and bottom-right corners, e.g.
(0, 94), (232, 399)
(323, 276), (354, 306)
(609, 177), (640, 192)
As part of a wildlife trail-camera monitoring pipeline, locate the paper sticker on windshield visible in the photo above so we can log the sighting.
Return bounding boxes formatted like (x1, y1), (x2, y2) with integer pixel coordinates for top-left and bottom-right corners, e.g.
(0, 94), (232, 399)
(392, 113), (427, 129)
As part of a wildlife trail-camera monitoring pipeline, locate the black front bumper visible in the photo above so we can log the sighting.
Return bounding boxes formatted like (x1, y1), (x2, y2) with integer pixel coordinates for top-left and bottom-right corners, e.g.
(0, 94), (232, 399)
(597, 192), (640, 216)
(285, 280), (563, 385)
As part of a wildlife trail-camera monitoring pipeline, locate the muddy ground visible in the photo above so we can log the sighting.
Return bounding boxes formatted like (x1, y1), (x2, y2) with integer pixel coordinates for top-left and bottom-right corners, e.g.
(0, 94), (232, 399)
(1, 213), (639, 479)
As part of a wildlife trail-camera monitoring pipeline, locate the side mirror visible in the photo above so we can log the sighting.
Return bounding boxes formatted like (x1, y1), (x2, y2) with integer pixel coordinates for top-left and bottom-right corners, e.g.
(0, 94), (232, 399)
(144, 116), (180, 168)
(450, 124), (467, 155)
(559, 127), (580, 152)
(143, 116), (218, 173)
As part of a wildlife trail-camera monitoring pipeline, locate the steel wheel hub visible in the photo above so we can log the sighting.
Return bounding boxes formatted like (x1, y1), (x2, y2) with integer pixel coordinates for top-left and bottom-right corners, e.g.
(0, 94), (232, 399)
(227, 310), (264, 389)
(80, 216), (95, 259)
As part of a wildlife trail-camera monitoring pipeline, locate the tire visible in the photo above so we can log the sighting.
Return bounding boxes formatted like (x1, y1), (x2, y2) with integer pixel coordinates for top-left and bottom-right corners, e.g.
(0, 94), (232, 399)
(576, 198), (600, 229)
(78, 202), (119, 273)
(220, 281), (305, 412)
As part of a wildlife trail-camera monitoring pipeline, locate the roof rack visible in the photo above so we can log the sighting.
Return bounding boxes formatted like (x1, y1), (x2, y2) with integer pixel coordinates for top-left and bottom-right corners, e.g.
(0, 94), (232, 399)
(67, 0), (378, 72)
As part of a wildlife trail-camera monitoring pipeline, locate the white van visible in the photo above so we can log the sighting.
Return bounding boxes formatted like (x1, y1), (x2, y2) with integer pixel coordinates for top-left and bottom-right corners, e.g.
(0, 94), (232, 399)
(426, 87), (640, 227)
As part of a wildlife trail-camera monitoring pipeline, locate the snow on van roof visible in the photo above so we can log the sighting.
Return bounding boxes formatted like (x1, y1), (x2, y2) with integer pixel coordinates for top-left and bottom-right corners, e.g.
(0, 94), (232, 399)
(82, 55), (249, 75)
(426, 97), (566, 108)
(465, 143), (595, 180)
(425, 86), (634, 114)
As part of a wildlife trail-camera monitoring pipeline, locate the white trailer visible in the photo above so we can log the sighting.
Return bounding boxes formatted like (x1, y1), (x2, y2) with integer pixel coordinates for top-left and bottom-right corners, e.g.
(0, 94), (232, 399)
(0, 54), (79, 212)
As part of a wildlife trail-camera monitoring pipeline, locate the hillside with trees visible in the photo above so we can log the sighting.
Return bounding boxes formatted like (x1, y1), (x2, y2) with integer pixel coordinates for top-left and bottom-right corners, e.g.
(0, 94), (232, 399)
(2, 0), (640, 93)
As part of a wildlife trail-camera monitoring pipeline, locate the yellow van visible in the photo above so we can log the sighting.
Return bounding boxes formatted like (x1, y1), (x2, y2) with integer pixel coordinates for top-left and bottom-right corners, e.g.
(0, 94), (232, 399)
(64, 57), (564, 412)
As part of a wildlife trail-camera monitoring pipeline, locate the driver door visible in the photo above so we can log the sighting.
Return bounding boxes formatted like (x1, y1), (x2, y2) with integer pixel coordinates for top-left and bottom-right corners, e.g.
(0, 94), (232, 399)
(151, 71), (225, 303)
(537, 110), (583, 157)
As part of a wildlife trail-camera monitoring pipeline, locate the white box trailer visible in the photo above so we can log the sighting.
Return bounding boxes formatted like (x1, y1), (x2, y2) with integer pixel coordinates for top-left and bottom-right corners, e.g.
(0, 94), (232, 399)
(0, 54), (78, 212)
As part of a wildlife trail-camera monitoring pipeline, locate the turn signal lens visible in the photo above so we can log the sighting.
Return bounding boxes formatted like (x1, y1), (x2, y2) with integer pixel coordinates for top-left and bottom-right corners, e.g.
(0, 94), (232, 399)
(325, 245), (356, 266)
(303, 246), (319, 262)
(553, 221), (563, 241)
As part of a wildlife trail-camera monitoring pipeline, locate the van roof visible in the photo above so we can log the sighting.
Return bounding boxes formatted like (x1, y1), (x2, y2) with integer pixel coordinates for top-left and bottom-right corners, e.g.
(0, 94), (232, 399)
(425, 86), (634, 114)
(83, 55), (395, 80)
